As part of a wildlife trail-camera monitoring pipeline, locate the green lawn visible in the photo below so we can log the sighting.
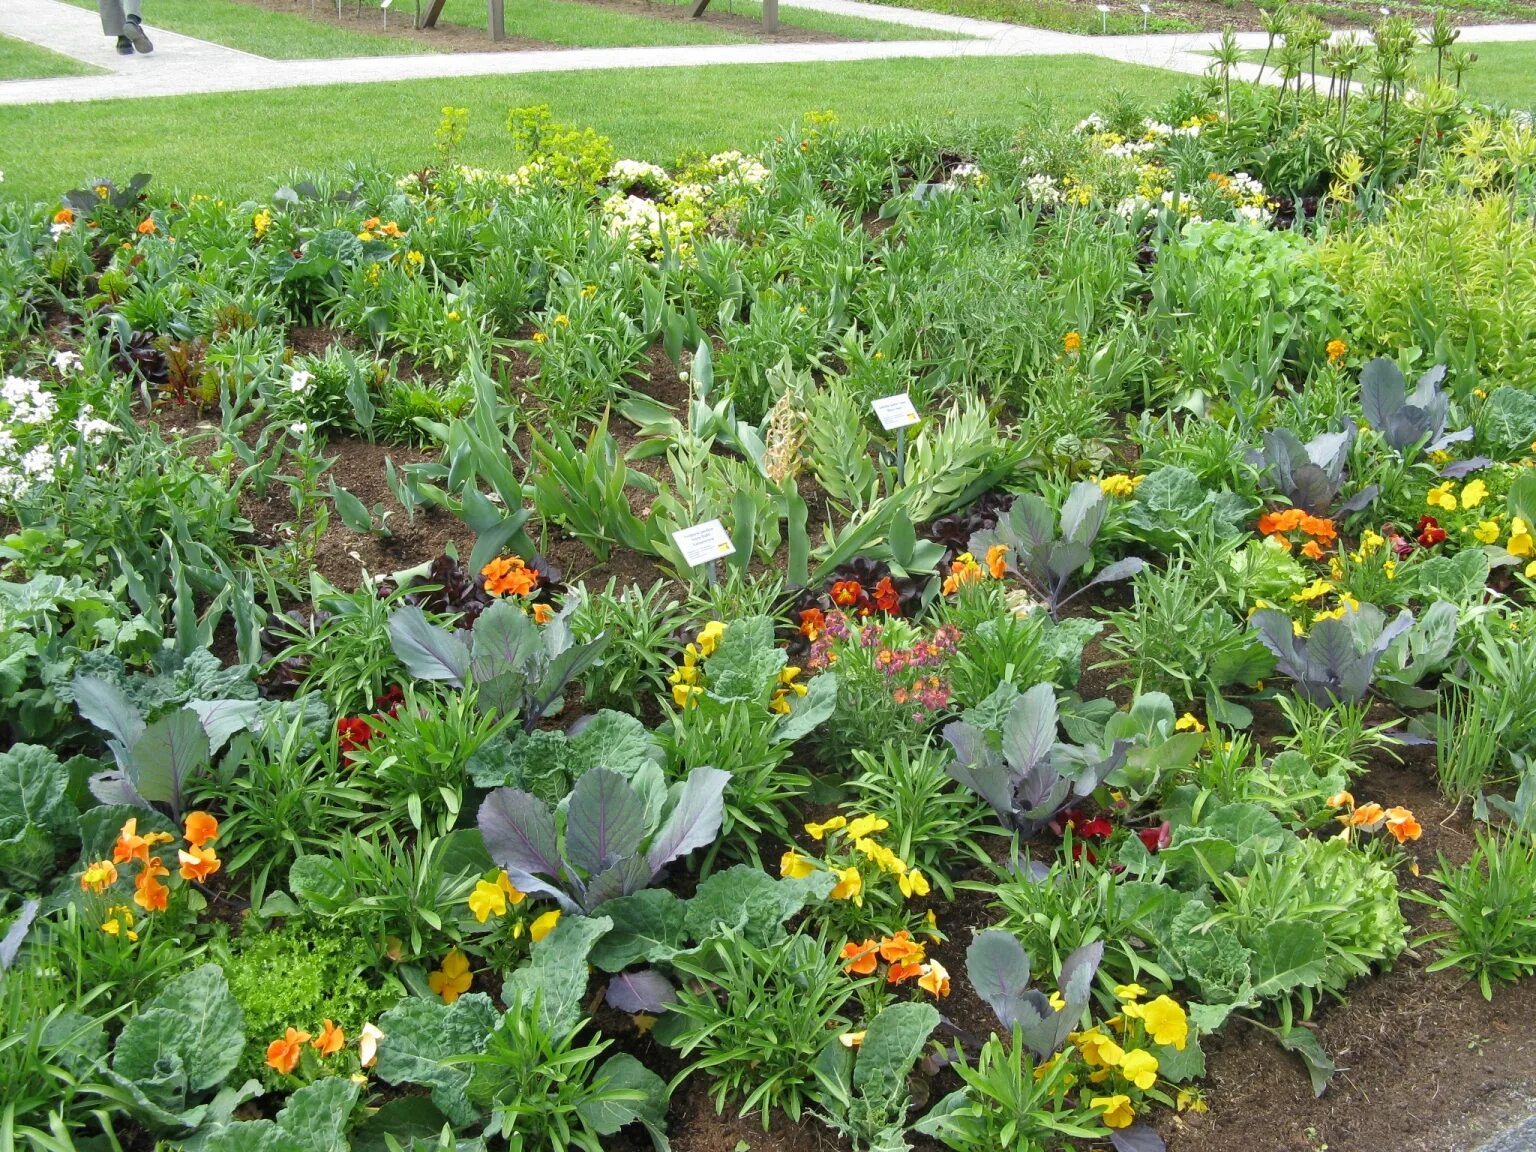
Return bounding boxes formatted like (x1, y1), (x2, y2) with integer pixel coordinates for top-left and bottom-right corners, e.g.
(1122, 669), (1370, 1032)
(56, 0), (934, 56)
(0, 55), (1177, 203)
(0, 31), (105, 79)
(853, 0), (1196, 35)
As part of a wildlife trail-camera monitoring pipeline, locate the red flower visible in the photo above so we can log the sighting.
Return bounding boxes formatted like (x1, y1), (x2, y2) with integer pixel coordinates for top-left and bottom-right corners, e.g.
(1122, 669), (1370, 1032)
(1415, 515), (1446, 548)
(830, 580), (866, 609)
(872, 577), (901, 615)
(1074, 815), (1114, 840)
(1137, 822), (1172, 853)
(337, 716), (374, 753)
(1070, 841), (1099, 863)
(799, 607), (826, 641)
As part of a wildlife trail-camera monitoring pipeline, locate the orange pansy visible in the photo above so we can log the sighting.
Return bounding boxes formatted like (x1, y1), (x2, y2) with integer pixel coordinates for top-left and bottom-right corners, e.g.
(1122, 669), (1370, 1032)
(265, 1027), (311, 1075)
(312, 1019), (346, 1057)
(184, 811), (219, 849)
(840, 939), (880, 976)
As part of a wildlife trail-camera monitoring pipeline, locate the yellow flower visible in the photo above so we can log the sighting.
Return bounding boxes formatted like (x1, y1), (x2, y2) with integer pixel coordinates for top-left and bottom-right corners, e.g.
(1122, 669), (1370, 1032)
(828, 866), (863, 904)
(427, 949), (473, 1004)
(1063, 330), (1083, 355)
(581, 283), (598, 298)
(1119, 1048), (1159, 1090)
(1525, 559), (1536, 580)
(1177, 1087), (1208, 1114)
(1509, 518), (1535, 558)
(1461, 478), (1489, 508)
(358, 1022), (384, 1068)
(446, 310), (461, 322)
(529, 909), (561, 943)
(839, 1031), (866, 1048)
(1139, 995), (1189, 1050)
(1113, 982), (1147, 1003)
(854, 837), (905, 874)
(467, 878), (507, 924)
(1098, 473), (1144, 498)
(1426, 483), (1458, 512)
(1291, 579), (1334, 603)
(845, 815), (889, 841)
(1326, 338), (1347, 364)
(100, 905), (139, 942)
(694, 620), (726, 656)
(805, 816), (845, 840)
(672, 683), (702, 709)
(406, 249), (424, 267)
(780, 849), (816, 879)
(1092, 1094), (1136, 1129)
(532, 331), (547, 344)
(554, 314), (570, 327)
(252, 209), (272, 238)
(899, 868), (930, 899)
(1474, 519), (1502, 544)
(1174, 713), (1205, 734)
(1072, 1028), (1125, 1069)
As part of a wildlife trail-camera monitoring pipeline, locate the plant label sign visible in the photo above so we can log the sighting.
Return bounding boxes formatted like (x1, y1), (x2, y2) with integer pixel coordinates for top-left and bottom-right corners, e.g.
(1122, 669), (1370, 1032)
(872, 393), (920, 431)
(673, 519), (736, 568)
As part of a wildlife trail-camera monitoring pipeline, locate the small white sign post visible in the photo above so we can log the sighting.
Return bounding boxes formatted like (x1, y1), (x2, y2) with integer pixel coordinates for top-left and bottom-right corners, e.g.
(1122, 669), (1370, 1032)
(872, 392), (921, 485)
(672, 519), (736, 586)
(1139, 2), (1150, 30)
(1096, 2), (1110, 33)
(381, 0), (391, 29)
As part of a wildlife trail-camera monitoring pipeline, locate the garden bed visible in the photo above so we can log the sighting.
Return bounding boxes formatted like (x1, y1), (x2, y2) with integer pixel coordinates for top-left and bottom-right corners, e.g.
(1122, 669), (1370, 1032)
(5, 31), (1536, 1152)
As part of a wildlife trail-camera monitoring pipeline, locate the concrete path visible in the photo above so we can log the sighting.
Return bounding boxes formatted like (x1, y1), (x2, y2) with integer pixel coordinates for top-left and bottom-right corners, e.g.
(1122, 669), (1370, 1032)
(1, 0), (1533, 106)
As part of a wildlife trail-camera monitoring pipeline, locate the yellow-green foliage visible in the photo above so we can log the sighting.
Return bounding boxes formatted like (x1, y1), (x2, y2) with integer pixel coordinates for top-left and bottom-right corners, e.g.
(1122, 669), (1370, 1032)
(220, 922), (402, 1087)
(1312, 184), (1536, 388)
(506, 104), (615, 195)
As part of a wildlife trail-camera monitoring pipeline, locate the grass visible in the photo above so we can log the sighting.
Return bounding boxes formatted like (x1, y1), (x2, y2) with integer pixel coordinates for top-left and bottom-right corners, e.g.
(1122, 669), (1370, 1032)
(849, 0), (1196, 35)
(56, 0), (935, 56)
(1234, 40), (1536, 107)
(0, 55), (1176, 202)
(0, 32), (106, 79)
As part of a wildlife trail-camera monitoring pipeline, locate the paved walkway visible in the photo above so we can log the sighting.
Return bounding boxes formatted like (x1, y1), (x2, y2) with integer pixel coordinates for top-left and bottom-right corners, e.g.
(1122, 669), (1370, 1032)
(2, 0), (1535, 105)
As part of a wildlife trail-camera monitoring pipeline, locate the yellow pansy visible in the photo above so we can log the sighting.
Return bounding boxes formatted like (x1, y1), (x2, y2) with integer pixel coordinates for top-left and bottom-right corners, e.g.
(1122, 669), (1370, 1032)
(1461, 478), (1489, 508)
(427, 949), (472, 1004)
(1174, 713), (1204, 734)
(780, 849), (816, 879)
(1474, 519), (1502, 544)
(899, 868), (930, 899)
(1072, 1028), (1125, 1069)
(529, 909), (561, 943)
(804, 816), (846, 841)
(828, 866), (863, 904)
(1119, 1048), (1159, 1090)
(1139, 995), (1189, 1050)
(1291, 579), (1334, 603)
(845, 815), (889, 840)
(467, 879), (507, 924)
(1113, 983), (1147, 1003)
(1510, 518), (1535, 558)
(696, 621), (726, 657)
(1092, 1094), (1136, 1128)
(1426, 483), (1458, 512)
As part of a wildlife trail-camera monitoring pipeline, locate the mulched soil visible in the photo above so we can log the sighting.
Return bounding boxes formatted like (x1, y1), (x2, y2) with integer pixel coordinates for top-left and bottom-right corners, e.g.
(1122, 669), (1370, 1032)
(228, 0), (862, 52)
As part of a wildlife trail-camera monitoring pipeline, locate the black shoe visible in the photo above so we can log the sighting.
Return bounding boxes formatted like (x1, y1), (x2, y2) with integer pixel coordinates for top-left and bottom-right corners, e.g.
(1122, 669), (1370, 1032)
(123, 16), (153, 54)
(116, 34), (134, 54)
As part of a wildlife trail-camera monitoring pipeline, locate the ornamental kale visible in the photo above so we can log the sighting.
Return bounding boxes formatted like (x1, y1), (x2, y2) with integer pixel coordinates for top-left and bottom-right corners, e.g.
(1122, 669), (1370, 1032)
(1251, 604), (1414, 705)
(1249, 422), (1378, 518)
(1359, 359), (1469, 457)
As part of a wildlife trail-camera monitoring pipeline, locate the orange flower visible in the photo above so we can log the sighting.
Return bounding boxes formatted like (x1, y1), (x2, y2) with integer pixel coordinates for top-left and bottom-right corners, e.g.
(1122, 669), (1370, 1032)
(1301, 540), (1325, 561)
(1349, 802), (1385, 828)
(887, 961), (924, 984)
(481, 555), (538, 597)
(841, 939), (880, 976)
(942, 554), (983, 597)
(799, 607), (826, 641)
(1327, 338), (1348, 364)
(79, 859), (119, 893)
(830, 580), (864, 608)
(1327, 790), (1355, 809)
(985, 544), (1009, 580)
(1257, 508), (1306, 537)
(312, 1019), (346, 1057)
(1299, 516), (1336, 544)
(54, 208), (74, 225)
(114, 818), (174, 866)
(878, 930), (926, 966)
(872, 576), (901, 614)
(1064, 331), (1082, 355)
(532, 602), (554, 625)
(361, 216), (381, 230)
(918, 960), (951, 999)
(265, 1027), (311, 1075)
(136, 217), (157, 235)
(184, 811), (219, 849)
(1383, 806), (1422, 842)
(178, 845), (221, 883)
(133, 858), (171, 913)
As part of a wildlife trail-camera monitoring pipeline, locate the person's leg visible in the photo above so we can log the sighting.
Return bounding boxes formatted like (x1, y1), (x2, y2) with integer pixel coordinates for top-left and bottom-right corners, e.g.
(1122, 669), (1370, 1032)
(121, 0), (153, 54)
(98, 0), (125, 35)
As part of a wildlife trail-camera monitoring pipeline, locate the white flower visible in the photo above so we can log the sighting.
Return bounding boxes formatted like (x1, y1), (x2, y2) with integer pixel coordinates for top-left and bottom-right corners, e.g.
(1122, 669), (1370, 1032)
(50, 221), (73, 240)
(20, 445), (54, 482)
(1025, 173), (1061, 205)
(289, 369), (314, 394)
(51, 350), (82, 375)
(1, 376), (57, 425)
(607, 159), (673, 189)
(289, 422), (308, 436)
(72, 406), (117, 445)
(1075, 113), (1107, 133)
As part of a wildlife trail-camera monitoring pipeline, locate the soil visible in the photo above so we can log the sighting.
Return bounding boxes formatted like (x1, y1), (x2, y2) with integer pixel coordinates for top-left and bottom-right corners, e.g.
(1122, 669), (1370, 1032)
(228, 0), (862, 52)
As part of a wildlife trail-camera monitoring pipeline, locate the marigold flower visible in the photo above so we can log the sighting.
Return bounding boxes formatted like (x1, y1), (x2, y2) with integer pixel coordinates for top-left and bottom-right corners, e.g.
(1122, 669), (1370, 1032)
(313, 1019), (346, 1057)
(1139, 995), (1189, 1049)
(427, 949), (473, 1004)
(266, 1027), (311, 1074)
(136, 217), (157, 235)
(1326, 338), (1347, 364)
(1384, 806), (1422, 842)
(1092, 1094), (1136, 1128)
(358, 1022), (384, 1068)
(1063, 331), (1082, 355)
(828, 866), (863, 904)
(529, 909), (561, 943)
(841, 938), (880, 975)
(780, 848), (816, 879)
(80, 859), (119, 893)
(917, 959), (950, 998)
(184, 811), (219, 849)
(481, 555), (538, 597)
(177, 845), (220, 883)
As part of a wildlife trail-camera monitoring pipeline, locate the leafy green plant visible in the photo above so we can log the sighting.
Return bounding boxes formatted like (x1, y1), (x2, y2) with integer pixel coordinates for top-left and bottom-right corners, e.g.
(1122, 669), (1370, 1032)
(1359, 358), (1467, 458)
(0, 744), (82, 896)
(1251, 423), (1378, 518)
(1251, 604), (1413, 705)
(568, 577), (686, 710)
(1410, 830), (1536, 999)
(812, 1000), (939, 1152)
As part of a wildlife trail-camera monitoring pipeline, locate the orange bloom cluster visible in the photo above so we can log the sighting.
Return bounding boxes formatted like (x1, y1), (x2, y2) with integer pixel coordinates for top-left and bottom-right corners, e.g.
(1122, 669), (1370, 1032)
(839, 932), (950, 998)
(1257, 508), (1338, 561)
(942, 546), (1008, 596)
(83, 812), (222, 914)
(264, 1018), (349, 1075)
(1329, 791), (1422, 843)
(481, 554), (540, 598)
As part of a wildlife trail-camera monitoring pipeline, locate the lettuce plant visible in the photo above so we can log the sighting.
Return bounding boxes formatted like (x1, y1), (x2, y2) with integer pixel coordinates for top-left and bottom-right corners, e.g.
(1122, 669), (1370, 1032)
(0, 744), (80, 895)
(1359, 358), (1469, 457)
(942, 683), (1128, 836)
(1250, 604), (1414, 705)
(478, 763), (730, 914)
(971, 482), (1143, 618)
(812, 1000), (939, 1152)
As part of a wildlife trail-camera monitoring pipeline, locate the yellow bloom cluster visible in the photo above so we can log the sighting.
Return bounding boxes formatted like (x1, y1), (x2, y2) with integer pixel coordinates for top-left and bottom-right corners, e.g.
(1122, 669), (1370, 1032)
(1098, 473), (1145, 499)
(1070, 988), (1190, 1129)
(780, 813), (930, 908)
(667, 621), (725, 709)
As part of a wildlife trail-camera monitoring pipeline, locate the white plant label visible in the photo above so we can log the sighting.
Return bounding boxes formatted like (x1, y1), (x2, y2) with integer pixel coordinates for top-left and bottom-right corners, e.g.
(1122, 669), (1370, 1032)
(673, 520), (736, 567)
(872, 392), (920, 431)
